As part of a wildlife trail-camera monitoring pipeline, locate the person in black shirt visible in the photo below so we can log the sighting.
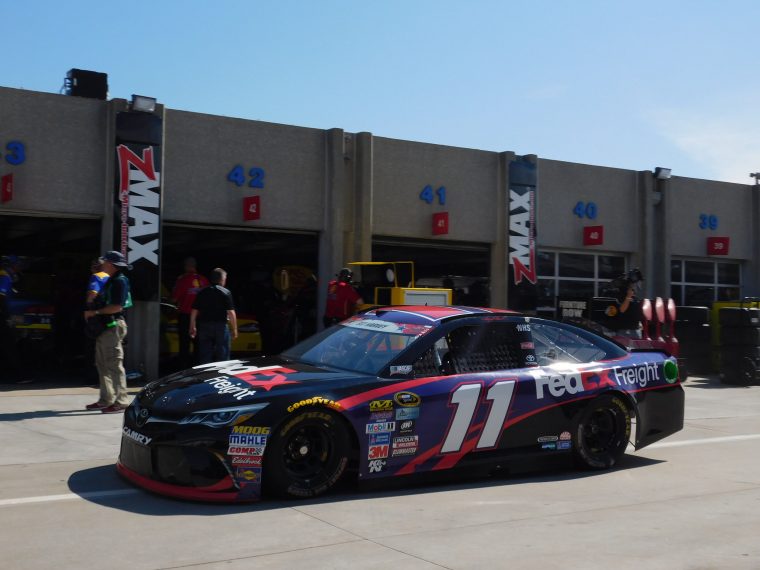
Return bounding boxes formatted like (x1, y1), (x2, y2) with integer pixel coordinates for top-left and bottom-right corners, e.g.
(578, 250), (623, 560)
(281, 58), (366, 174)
(190, 268), (238, 364)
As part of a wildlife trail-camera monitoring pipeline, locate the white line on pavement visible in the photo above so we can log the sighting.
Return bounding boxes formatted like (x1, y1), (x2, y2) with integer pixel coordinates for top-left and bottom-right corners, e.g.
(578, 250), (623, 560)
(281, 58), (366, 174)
(647, 433), (760, 449)
(0, 488), (140, 507)
(1, 434), (758, 507)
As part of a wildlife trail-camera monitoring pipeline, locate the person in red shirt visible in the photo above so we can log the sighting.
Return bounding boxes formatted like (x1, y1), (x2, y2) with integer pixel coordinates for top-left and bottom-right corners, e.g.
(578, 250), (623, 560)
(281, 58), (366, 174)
(171, 257), (209, 368)
(323, 268), (364, 327)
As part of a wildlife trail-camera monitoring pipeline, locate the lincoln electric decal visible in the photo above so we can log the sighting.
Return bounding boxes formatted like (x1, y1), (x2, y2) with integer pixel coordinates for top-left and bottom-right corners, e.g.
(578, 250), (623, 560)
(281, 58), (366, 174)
(507, 156), (538, 311)
(116, 144), (162, 301)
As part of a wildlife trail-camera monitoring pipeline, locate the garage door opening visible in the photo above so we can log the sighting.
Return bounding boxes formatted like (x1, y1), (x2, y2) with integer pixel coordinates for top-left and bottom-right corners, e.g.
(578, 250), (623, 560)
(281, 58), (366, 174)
(0, 214), (102, 382)
(372, 237), (491, 306)
(160, 223), (319, 367)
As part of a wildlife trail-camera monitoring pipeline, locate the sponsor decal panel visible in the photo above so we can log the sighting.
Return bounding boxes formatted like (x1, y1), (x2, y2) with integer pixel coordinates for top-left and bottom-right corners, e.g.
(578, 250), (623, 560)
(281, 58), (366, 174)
(369, 400), (393, 412)
(392, 446), (418, 457)
(612, 362), (661, 389)
(392, 435), (419, 449)
(560, 431), (571, 441)
(228, 445), (266, 456)
(366, 421), (395, 434)
(231, 455), (263, 467)
(395, 407), (420, 421)
(232, 426), (270, 435)
(369, 411), (394, 421)
(537, 435), (559, 443)
(399, 420), (415, 433)
(541, 442), (557, 450)
(229, 434), (268, 446)
(557, 441), (572, 450)
(394, 392), (421, 407)
(368, 445), (390, 460)
(368, 433), (391, 446)
(286, 396), (342, 413)
(203, 376), (257, 400)
(123, 427), (152, 446)
(235, 467), (261, 482)
(368, 459), (387, 473)
(390, 365), (413, 376)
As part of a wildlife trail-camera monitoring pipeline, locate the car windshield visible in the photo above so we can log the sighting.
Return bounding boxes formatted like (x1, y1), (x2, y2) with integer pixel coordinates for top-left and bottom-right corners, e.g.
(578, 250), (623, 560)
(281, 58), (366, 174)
(282, 317), (433, 375)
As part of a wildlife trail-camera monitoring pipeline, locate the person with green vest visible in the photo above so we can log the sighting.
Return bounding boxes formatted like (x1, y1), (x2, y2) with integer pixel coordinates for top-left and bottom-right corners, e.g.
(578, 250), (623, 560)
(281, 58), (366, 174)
(83, 251), (133, 413)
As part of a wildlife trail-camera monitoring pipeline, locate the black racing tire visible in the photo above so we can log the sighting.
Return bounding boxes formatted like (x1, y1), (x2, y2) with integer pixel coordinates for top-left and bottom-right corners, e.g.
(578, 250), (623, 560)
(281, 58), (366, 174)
(264, 409), (352, 499)
(720, 357), (757, 386)
(573, 394), (631, 470)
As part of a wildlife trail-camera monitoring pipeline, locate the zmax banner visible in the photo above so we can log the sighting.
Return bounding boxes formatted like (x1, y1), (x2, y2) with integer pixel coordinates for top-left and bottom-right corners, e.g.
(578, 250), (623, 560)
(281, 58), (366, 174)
(113, 111), (163, 302)
(507, 155), (538, 312)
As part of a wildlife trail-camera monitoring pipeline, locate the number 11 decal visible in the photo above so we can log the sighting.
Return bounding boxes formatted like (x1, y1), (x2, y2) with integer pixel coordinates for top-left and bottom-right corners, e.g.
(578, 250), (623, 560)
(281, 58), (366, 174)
(440, 380), (516, 453)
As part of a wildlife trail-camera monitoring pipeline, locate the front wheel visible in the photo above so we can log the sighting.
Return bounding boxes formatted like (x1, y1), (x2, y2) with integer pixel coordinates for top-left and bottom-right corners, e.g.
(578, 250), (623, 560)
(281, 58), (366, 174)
(264, 409), (352, 499)
(573, 394), (631, 469)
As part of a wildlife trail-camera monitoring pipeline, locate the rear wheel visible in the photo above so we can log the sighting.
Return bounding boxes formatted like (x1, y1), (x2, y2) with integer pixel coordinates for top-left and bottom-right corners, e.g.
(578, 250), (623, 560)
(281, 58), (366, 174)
(264, 409), (352, 499)
(573, 394), (631, 469)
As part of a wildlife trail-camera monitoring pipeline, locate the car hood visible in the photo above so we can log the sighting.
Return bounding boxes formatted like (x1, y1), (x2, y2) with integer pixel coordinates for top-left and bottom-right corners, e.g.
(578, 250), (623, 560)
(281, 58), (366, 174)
(137, 356), (370, 415)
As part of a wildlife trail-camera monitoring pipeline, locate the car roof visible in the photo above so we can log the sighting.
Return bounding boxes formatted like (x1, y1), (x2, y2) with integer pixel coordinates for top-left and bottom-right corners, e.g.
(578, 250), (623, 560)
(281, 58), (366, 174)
(362, 305), (518, 325)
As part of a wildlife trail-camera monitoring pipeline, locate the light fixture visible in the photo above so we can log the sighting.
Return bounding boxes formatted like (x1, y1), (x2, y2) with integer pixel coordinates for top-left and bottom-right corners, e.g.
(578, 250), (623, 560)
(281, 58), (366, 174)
(130, 94), (157, 113)
(654, 167), (672, 180)
(750, 173), (760, 185)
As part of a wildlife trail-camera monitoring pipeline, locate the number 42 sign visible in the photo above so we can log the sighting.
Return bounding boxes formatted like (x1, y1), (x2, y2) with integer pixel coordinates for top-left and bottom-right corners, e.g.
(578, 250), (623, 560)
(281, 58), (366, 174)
(243, 196), (261, 221)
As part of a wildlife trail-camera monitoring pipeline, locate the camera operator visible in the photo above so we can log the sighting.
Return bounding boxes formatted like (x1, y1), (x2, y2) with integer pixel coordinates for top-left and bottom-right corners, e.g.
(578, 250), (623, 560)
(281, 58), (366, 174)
(601, 268), (643, 339)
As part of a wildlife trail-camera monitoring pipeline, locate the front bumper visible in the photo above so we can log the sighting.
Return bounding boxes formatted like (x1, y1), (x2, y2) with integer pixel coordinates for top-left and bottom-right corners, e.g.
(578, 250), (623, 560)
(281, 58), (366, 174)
(117, 435), (260, 503)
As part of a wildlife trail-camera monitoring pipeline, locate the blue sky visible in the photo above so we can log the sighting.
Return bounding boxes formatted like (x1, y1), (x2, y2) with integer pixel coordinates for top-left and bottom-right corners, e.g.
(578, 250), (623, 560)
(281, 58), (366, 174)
(5, 0), (760, 183)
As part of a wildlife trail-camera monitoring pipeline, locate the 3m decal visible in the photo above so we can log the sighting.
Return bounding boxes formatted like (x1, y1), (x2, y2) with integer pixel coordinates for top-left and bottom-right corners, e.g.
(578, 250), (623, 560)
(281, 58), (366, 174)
(122, 427), (152, 446)
(368, 445), (389, 460)
(441, 380), (516, 454)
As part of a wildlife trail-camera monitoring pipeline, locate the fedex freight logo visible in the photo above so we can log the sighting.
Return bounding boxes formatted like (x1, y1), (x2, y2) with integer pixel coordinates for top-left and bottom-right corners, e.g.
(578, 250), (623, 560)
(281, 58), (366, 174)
(117, 145), (160, 265)
(509, 186), (536, 285)
(194, 361), (298, 390)
(533, 363), (664, 399)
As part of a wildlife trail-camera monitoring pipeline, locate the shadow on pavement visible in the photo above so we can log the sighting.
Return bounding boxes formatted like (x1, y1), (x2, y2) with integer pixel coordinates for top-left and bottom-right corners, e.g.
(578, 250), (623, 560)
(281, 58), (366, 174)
(67, 453), (664, 517)
(0, 409), (107, 421)
(685, 375), (756, 390)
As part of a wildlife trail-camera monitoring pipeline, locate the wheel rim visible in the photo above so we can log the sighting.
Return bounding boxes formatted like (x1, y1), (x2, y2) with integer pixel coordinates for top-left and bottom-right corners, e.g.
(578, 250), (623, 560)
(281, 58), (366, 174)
(582, 407), (621, 455)
(282, 423), (333, 482)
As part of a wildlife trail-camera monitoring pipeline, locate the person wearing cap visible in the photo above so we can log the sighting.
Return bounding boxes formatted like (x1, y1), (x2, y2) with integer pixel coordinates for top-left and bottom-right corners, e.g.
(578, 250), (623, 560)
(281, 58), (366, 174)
(83, 251), (133, 413)
(323, 268), (363, 328)
(171, 257), (209, 369)
(190, 268), (238, 364)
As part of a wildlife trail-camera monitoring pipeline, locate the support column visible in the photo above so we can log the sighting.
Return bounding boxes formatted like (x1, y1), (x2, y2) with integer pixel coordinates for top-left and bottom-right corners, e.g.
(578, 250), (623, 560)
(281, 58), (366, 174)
(317, 128), (349, 329)
(353, 132), (374, 262)
(749, 183), (760, 295)
(491, 151), (515, 308)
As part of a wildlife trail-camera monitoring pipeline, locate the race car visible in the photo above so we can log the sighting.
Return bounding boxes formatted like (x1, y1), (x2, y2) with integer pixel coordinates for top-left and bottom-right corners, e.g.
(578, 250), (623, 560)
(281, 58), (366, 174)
(117, 306), (684, 502)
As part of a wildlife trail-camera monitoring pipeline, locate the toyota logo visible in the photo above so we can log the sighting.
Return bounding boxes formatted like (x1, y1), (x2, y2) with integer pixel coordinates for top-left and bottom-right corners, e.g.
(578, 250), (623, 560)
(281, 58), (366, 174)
(136, 407), (150, 427)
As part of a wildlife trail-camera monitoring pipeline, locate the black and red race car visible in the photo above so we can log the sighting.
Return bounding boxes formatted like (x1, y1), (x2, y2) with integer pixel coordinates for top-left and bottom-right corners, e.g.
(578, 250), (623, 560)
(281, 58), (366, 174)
(117, 306), (684, 502)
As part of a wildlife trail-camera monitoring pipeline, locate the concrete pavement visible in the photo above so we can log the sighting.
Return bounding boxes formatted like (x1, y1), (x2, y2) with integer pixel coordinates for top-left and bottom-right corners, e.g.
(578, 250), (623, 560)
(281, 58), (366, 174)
(0, 377), (758, 570)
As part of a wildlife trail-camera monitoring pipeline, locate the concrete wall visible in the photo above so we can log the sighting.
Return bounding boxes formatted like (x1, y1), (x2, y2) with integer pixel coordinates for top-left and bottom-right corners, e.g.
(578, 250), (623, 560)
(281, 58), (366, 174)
(0, 87), (107, 216)
(667, 177), (754, 260)
(372, 137), (500, 243)
(538, 159), (640, 253)
(162, 110), (326, 230)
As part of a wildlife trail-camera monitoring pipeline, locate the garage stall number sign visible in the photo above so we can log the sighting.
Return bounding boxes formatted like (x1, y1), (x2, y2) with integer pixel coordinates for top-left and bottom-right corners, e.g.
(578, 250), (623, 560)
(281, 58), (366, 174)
(0, 140), (26, 204)
(419, 185), (446, 205)
(573, 201), (597, 219)
(227, 164), (266, 222)
(699, 214), (718, 230)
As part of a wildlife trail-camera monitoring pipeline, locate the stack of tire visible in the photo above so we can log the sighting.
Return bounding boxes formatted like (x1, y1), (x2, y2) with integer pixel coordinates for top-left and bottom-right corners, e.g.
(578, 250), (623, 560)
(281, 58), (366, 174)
(675, 306), (712, 376)
(719, 306), (760, 386)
